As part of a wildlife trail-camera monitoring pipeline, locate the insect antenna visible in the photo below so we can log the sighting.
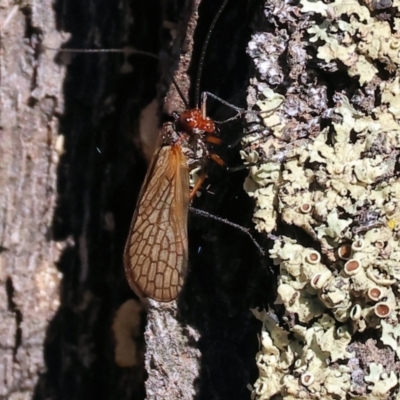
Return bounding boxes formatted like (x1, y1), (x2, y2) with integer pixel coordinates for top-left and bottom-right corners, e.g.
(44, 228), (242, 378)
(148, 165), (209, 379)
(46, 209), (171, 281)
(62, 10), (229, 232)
(45, 45), (190, 109)
(194, 0), (229, 109)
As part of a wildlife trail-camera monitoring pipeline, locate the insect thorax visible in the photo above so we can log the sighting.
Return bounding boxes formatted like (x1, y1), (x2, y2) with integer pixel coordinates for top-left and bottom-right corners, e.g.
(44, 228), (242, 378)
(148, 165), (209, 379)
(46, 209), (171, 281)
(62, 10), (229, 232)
(162, 122), (209, 171)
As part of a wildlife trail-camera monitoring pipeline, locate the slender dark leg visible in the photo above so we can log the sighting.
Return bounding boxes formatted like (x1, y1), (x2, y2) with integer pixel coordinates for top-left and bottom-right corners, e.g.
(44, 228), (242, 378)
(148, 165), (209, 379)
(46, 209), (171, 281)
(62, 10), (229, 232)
(189, 207), (265, 256)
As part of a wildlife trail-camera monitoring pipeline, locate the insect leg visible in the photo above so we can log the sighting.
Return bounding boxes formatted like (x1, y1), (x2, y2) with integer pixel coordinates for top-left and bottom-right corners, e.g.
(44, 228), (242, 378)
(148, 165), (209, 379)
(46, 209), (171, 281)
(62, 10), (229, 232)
(201, 91), (281, 124)
(204, 135), (222, 145)
(208, 151), (259, 172)
(209, 153), (226, 167)
(201, 91), (244, 122)
(190, 171), (208, 201)
(189, 207), (265, 256)
(208, 150), (258, 172)
(190, 153), (229, 199)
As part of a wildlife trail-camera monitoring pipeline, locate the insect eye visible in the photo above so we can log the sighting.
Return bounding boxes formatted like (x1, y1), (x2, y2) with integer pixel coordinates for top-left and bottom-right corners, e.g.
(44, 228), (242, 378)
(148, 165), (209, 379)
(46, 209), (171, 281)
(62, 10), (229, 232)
(185, 117), (195, 128)
(203, 119), (215, 133)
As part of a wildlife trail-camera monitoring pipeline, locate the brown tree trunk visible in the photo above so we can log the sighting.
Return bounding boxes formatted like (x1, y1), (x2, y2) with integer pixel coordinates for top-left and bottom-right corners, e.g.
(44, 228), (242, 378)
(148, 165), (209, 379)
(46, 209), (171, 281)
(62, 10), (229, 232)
(1, 0), (266, 399)
(128, 1), (267, 398)
(0, 0), (66, 398)
(0, 0), (185, 398)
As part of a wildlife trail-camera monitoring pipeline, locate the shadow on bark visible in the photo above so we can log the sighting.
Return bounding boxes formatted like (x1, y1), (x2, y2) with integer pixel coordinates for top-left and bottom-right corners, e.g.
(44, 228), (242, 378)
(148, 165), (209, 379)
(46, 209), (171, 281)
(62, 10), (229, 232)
(32, 0), (274, 399)
(33, 0), (161, 398)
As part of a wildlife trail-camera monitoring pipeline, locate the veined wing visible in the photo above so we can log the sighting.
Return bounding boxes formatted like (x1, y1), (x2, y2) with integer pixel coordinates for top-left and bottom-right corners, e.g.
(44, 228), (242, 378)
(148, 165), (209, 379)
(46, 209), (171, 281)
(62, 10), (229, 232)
(124, 142), (190, 302)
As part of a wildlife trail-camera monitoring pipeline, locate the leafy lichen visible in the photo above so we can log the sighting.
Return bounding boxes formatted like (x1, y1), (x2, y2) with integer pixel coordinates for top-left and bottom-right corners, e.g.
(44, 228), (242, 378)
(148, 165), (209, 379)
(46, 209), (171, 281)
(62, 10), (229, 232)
(247, 0), (400, 398)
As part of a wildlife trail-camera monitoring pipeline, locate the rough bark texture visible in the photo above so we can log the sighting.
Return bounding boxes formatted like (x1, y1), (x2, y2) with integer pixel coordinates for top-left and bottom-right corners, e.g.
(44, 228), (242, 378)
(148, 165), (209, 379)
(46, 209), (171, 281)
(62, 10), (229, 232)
(1, 0), (269, 399)
(0, 1), (65, 398)
(0, 0), (185, 398)
(143, 1), (271, 400)
(141, 2), (201, 397)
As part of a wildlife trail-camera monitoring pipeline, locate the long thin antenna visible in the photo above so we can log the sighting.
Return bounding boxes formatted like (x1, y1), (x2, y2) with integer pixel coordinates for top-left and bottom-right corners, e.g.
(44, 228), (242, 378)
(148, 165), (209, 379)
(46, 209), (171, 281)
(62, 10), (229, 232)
(194, 0), (229, 108)
(46, 46), (190, 109)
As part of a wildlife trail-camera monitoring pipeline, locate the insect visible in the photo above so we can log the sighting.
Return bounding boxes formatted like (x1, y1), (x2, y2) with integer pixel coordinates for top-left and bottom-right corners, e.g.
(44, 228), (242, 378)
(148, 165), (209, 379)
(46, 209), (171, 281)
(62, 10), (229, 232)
(123, 0), (263, 302)
(123, 109), (218, 301)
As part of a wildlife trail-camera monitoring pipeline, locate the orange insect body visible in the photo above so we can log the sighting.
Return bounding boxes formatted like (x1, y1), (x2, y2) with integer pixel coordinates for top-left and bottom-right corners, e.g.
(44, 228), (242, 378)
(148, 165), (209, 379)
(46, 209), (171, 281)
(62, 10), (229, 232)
(124, 115), (219, 302)
(124, 0), (232, 302)
(179, 108), (216, 133)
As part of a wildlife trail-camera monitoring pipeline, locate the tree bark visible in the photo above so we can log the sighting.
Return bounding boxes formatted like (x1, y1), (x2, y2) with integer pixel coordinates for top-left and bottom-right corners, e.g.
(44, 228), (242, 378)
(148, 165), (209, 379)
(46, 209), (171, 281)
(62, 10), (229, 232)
(14, 0), (398, 399)
(0, 0), (187, 398)
(1, 0), (266, 399)
(0, 1), (65, 398)
(142, 1), (268, 399)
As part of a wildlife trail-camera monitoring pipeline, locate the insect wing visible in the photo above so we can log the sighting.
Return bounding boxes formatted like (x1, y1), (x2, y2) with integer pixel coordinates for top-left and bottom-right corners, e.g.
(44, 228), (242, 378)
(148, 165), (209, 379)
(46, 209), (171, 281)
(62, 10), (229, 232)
(124, 140), (190, 302)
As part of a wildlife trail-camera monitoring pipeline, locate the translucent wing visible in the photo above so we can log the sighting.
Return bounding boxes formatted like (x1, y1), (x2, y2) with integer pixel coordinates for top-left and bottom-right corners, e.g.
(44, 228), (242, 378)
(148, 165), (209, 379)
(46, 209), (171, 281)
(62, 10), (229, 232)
(124, 142), (190, 302)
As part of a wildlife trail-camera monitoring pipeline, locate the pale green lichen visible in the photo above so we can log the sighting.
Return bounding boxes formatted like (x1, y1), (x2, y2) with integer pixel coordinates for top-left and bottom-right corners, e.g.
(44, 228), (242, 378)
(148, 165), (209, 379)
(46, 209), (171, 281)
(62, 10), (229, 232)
(247, 0), (400, 397)
(251, 309), (292, 399)
(364, 363), (398, 398)
(381, 320), (400, 358)
(381, 78), (400, 119)
(256, 88), (285, 123)
(251, 310), (353, 399)
(303, 0), (400, 84)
